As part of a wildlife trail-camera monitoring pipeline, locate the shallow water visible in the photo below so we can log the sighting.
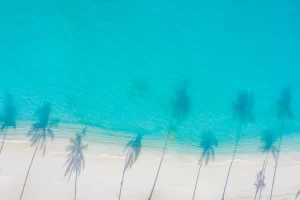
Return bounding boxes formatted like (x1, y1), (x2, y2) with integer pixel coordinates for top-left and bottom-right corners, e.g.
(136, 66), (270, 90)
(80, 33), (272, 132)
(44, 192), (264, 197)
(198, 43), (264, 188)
(0, 0), (300, 151)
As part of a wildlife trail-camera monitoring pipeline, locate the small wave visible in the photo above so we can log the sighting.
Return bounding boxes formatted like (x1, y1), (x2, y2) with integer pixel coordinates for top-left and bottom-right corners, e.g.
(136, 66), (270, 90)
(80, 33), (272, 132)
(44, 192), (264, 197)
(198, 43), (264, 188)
(5, 140), (29, 144)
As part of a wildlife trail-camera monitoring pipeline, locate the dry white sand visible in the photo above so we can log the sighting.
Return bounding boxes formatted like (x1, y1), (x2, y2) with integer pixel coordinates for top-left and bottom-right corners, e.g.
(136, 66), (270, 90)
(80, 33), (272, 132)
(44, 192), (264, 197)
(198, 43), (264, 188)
(0, 132), (300, 200)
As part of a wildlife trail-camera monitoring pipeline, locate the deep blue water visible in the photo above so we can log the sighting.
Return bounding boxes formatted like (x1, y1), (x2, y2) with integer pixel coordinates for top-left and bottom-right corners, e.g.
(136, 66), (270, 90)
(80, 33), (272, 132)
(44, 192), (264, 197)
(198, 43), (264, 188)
(0, 0), (300, 149)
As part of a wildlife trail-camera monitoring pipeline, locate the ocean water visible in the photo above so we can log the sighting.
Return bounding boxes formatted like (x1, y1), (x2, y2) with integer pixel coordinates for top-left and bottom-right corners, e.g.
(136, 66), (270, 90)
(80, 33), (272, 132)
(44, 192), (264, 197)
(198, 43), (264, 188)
(0, 0), (300, 153)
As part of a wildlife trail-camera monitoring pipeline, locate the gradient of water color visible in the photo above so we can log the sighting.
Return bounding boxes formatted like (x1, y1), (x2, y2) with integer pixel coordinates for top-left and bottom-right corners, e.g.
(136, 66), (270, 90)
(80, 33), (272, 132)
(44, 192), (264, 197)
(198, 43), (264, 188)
(0, 0), (300, 152)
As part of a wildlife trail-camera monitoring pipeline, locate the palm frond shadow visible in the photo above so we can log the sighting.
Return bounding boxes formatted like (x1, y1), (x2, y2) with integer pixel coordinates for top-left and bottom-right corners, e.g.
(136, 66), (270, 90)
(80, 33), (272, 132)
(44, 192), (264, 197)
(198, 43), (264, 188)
(254, 168), (265, 196)
(118, 132), (145, 200)
(1, 92), (16, 130)
(259, 130), (278, 161)
(27, 102), (59, 155)
(0, 92), (17, 154)
(277, 87), (293, 120)
(199, 131), (218, 165)
(64, 127), (88, 180)
(124, 133), (144, 171)
(233, 90), (255, 125)
(171, 80), (190, 122)
(28, 128), (54, 155)
(64, 127), (87, 200)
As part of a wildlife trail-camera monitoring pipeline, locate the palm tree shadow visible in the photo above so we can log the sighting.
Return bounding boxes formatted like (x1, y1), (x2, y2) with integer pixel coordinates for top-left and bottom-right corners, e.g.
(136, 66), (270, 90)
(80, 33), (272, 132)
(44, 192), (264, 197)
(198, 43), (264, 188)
(124, 133), (144, 170)
(200, 130), (218, 165)
(27, 102), (59, 155)
(148, 81), (191, 200)
(64, 127), (88, 200)
(232, 90), (255, 124)
(192, 131), (218, 200)
(64, 127), (88, 180)
(222, 90), (255, 200)
(20, 102), (59, 200)
(270, 87), (294, 199)
(119, 132), (145, 200)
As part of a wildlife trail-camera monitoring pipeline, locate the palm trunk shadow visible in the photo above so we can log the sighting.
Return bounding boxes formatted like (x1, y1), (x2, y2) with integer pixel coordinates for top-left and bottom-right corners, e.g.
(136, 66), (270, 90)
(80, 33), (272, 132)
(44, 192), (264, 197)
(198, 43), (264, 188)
(221, 139), (239, 200)
(269, 136), (282, 200)
(0, 128), (8, 154)
(118, 153), (129, 200)
(74, 170), (78, 200)
(192, 154), (204, 200)
(19, 135), (41, 200)
(258, 153), (269, 200)
(270, 118), (289, 199)
(148, 133), (169, 200)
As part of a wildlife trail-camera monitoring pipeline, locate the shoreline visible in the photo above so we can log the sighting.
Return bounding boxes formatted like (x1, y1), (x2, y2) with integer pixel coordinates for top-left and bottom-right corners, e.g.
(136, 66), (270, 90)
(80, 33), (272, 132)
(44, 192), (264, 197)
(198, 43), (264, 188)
(4, 137), (300, 167)
(1, 121), (300, 160)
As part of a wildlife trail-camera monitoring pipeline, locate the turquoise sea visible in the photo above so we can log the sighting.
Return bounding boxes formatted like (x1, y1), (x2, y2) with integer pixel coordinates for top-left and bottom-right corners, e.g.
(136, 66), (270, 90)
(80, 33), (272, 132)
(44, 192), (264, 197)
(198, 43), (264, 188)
(0, 0), (300, 153)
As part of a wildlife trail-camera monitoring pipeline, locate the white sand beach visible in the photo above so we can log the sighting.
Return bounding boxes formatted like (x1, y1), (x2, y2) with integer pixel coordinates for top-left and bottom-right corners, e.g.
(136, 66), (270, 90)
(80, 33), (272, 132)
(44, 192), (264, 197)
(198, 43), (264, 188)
(0, 127), (300, 200)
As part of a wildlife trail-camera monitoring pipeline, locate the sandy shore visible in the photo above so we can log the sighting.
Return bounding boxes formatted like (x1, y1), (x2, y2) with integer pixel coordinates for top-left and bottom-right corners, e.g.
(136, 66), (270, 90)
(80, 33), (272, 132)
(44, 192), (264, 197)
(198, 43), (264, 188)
(0, 132), (300, 200)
